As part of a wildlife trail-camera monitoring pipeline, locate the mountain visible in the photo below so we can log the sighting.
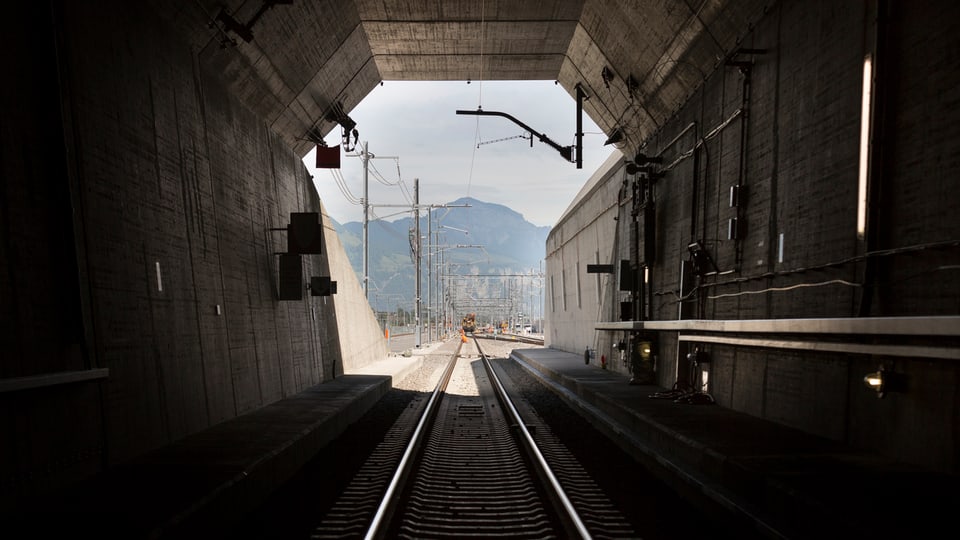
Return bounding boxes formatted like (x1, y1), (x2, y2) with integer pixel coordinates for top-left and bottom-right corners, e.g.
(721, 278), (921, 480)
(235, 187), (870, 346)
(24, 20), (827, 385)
(332, 197), (550, 320)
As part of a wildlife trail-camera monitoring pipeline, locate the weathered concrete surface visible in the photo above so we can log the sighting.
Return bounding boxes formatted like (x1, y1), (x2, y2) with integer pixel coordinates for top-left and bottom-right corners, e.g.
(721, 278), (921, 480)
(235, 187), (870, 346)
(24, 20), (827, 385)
(512, 347), (958, 539)
(0, 0), (383, 507)
(546, 0), (960, 474)
(141, 0), (771, 155)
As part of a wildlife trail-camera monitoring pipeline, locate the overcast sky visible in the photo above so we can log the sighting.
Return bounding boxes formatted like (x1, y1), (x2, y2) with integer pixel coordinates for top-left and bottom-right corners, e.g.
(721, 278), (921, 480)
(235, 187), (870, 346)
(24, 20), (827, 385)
(303, 80), (620, 228)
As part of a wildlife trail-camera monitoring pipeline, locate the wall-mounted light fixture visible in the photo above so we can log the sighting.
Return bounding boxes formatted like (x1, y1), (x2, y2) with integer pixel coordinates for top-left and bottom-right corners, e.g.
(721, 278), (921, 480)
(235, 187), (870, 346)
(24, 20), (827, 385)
(687, 241), (718, 275)
(863, 368), (884, 396)
(863, 365), (905, 398)
(857, 54), (874, 240)
(634, 152), (663, 165)
(213, 0), (294, 44)
(686, 346), (710, 366)
(729, 184), (743, 207)
(727, 217), (742, 240)
(629, 332), (657, 385)
(604, 127), (624, 147)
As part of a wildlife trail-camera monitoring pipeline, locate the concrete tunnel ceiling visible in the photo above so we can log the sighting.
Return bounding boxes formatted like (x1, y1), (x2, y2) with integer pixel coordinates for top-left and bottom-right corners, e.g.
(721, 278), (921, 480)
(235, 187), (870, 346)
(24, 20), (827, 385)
(150, 0), (772, 158)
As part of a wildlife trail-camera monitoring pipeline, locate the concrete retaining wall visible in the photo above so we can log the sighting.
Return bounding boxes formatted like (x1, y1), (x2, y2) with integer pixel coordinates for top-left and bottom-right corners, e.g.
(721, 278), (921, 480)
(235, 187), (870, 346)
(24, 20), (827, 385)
(321, 204), (389, 375)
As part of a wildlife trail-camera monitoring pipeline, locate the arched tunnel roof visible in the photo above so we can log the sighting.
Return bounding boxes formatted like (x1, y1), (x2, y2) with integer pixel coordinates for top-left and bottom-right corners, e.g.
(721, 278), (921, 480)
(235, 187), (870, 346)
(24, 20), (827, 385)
(151, 0), (770, 157)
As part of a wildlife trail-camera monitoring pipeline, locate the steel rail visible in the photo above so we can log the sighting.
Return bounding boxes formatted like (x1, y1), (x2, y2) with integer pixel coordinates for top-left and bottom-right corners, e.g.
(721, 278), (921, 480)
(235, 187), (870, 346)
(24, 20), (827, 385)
(476, 333), (545, 346)
(476, 339), (593, 540)
(362, 341), (462, 540)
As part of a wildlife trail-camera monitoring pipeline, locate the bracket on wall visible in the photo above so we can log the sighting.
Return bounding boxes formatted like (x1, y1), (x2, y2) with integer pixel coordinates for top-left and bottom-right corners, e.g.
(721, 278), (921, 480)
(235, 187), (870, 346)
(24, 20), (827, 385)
(687, 241), (719, 276)
(725, 47), (768, 73)
(586, 264), (615, 274)
(457, 84), (586, 169)
(324, 101), (359, 152)
(213, 0), (294, 44)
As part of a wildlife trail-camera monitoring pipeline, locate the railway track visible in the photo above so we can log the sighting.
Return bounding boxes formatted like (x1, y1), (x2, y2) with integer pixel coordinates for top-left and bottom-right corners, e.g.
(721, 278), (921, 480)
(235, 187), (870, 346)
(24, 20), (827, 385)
(475, 332), (545, 346)
(310, 338), (635, 539)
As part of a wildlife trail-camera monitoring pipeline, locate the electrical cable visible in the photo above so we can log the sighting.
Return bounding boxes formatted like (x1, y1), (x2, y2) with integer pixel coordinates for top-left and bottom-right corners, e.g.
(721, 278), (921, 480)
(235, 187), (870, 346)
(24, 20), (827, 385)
(711, 239), (960, 287)
(371, 207), (415, 222)
(334, 169), (361, 204)
(463, 0), (486, 211)
(330, 169), (361, 204)
(369, 211), (410, 242)
(369, 155), (413, 205)
(369, 160), (400, 186)
(651, 239), (959, 310)
(394, 160), (414, 205)
(706, 279), (860, 300)
(397, 177), (413, 205)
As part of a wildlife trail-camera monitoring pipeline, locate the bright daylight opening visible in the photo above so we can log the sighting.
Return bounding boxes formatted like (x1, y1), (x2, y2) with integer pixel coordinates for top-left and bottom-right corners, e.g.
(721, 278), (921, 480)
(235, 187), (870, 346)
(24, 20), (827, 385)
(302, 81), (616, 319)
(302, 80), (615, 230)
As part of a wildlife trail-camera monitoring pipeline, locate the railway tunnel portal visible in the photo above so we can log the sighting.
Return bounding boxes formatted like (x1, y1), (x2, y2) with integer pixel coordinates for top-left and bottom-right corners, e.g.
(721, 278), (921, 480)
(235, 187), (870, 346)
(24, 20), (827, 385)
(3, 0), (959, 515)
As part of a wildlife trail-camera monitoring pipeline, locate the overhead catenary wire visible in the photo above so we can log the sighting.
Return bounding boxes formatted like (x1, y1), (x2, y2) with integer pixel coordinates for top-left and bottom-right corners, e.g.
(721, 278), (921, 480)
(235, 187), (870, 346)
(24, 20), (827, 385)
(461, 0), (486, 235)
(370, 210), (413, 242)
(476, 133), (532, 148)
(337, 149), (413, 208)
(334, 169), (361, 204)
(393, 159), (414, 205)
(369, 160), (399, 186)
(367, 155), (413, 205)
(371, 207), (416, 223)
(476, 0), (485, 111)
(329, 168), (361, 204)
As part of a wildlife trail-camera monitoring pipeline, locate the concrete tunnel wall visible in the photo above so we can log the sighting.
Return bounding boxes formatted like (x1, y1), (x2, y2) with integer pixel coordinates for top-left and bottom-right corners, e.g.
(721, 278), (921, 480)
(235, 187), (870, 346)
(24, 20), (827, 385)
(0, 1), (385, 504)
(546, 0), (960, 474)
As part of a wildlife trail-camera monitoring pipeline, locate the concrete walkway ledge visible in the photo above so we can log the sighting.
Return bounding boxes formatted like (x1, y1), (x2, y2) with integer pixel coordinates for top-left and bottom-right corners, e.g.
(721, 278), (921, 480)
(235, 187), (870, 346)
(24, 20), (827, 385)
(17, 358), (422, 539)
(510, 347), (956, 539)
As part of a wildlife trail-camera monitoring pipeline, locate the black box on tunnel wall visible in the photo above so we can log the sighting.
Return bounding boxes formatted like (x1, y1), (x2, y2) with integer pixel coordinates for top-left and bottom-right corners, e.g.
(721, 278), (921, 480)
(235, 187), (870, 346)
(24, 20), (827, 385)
(310, 276), (337, 296)
(619, 259), (636, 292)
(279, 254), (303, 300)
(288, 212), (324, 254)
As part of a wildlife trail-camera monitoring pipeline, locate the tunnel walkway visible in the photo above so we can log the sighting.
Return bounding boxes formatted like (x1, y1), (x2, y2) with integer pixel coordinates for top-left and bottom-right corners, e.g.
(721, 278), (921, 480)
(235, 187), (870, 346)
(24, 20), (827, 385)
(511, 348), (957, 539)
(6, 347), (433, 539)
(8, 342), (955, 539)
